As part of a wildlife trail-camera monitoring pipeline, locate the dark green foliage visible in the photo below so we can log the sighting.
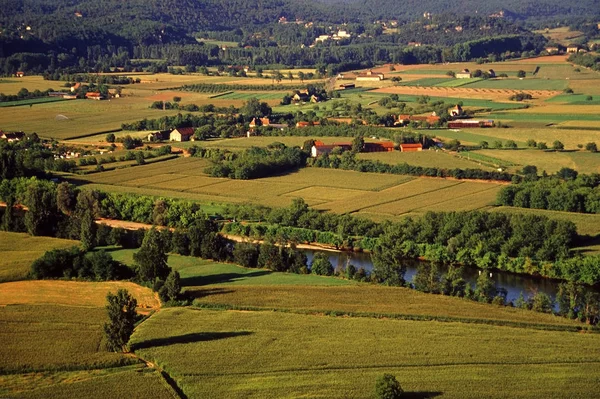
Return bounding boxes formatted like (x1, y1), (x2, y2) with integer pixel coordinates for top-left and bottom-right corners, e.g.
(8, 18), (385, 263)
(133, 228), (171, 283)
(497, 172), (600, 214)
(30, 247), (128, 280)
(310, 252), (333, 276)
(203, 145), (307, 180)
(375, 374), (403, 399)
(104, 289), (137, 353)
(233, 242), (260, 268)
(159, 270), (181, 302)
(474, 271), (496, 303)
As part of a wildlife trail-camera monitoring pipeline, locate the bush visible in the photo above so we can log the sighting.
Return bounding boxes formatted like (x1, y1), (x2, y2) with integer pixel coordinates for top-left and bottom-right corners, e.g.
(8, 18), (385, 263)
(375, 374), (403, 399)
(311, 252), (333, 276)
(585, 142), (597, 152)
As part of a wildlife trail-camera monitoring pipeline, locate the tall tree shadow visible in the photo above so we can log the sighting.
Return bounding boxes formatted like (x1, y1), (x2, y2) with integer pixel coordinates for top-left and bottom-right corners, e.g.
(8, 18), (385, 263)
(131, 331), (253, 351)
(181, 270), (272, 286)
(185, 287), (235, 299)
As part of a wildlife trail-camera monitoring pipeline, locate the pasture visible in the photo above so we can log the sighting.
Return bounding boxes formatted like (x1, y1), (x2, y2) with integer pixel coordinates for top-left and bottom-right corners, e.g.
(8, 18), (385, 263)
(0, 232), (79, 283)
(78, 156), (505, 217)
(130, 307), (600, 398)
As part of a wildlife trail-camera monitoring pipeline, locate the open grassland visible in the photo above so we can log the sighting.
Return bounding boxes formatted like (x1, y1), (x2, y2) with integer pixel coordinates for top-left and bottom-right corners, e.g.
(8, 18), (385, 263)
(0, 304), (134, 373)
(0, 280), (160, 310)
(0, 97), (183, 139)
(461, 78), (568, 91)
(357, 150), (495, 170)
(0, 76), (65, 94)
(534, 27), (585, 46)
(486, 112), (600, 128)
(547, 94), (600, 105)
(373, 85), (559, 101)
(131, 307), (600, 398)
(171, 136), (375, 151)
(0, 97), (70, 107)
(475, 149), (600, 174)
(0, 366), (173, 399)
(0, 232), (79, 283)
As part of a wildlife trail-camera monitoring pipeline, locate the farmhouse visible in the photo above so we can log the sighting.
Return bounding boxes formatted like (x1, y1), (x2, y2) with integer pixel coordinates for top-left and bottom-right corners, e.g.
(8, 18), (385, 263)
(396, 114), (441, 126)
(85, 92), (104, 100)
(170, 127), (195, 142)
(447, 120), (494, 128)
(1, 131), (25, 142)
(296, 121), (320, 128)
(311, 141), (352, 157)
(70, 83), (81, 92)
(249, 117), (271, 128)
(566, 45), (580, 53)
(364, 142), (394, 152)
(338, 83), (356, 90)
(356, 70), (385, 81)
(15, 71), (24, 78)
(456, 69), (472, 79)
(545, 46), (560, 54)
(147, 130), (170, 141)
(400, 143), (423, 152)
(448, 104), (464, 118)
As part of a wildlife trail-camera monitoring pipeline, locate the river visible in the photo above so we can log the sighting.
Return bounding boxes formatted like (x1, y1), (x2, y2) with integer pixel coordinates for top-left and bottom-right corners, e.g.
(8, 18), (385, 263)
(303, 249), (561, 304)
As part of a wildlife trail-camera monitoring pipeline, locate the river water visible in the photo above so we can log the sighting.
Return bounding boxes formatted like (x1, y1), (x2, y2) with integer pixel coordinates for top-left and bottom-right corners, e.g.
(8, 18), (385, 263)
(303, 249), (561, 304)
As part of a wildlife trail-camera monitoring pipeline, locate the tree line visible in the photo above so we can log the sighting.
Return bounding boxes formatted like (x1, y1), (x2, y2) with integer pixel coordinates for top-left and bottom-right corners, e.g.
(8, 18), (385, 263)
(497, 173), (600, 214)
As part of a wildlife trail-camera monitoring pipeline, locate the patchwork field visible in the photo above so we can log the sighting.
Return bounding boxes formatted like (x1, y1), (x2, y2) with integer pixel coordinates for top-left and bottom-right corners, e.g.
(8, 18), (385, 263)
(78, 156), (505, 217)
(475, 149), (600, 175)
(357, 150), (495, 170)
(0, 232), (79, 283)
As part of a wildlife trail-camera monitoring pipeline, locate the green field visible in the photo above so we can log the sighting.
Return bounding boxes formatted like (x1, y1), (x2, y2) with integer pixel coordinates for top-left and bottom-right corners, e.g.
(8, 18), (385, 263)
(435, 78), (482, 87)
(130, 307), (600, 398)
(475, 149), (600, 175)
(461, 78), (568, 91)
(0, 232), (79, 282)
(546, 94), (600, 105)
(357, 150), (495, 170)
(213, 91), (287, 100)
(399, 78), (455, 86)
(0, 97), (69, 107)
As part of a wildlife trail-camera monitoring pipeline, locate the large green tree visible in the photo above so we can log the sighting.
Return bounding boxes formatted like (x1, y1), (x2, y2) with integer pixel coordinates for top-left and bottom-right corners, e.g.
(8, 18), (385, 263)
(375, 374), (403, 399)
(133, 228), (171, 283)
(103, 289), (137, 352)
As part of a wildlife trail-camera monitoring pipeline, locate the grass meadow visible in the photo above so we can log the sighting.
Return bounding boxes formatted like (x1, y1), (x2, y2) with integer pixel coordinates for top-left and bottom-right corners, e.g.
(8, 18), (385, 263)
(356, 150), (495, 170)
(130, 307), (600, 398)
(0, 232), (79, 282)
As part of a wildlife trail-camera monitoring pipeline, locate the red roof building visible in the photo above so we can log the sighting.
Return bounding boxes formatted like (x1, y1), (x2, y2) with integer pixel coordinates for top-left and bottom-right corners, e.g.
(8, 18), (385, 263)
(400, 143), (423, 152)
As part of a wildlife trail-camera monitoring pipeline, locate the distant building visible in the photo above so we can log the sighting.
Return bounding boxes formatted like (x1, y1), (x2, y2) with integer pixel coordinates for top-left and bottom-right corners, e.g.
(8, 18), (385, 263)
(15, 71), (24, 78)
(147, 131), (170, 142)
(85, 92), (104, 100)
(338, 83), (356, 90)
(545, 46), (560, 54)
(396, 114), (440, 126)
(310, 142), (352, 157)
(399, 143), (423, 152)
(448, 104), (464, 118)
(456, 69), (472, 79)
(566, 45), (580, 53)
(447, 120), (494, 128)
(70, 82), (81, 92)
(1, 131), (25, 142)
(356, 70), (385, 81)
(296, 121), (320, 128)
(364, 142), (394, 152)
(169, 127), (195, 142)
